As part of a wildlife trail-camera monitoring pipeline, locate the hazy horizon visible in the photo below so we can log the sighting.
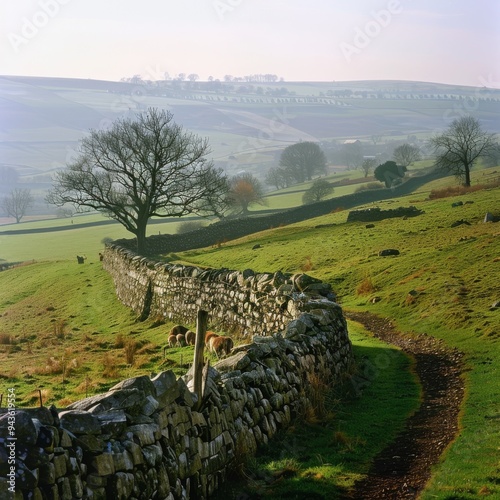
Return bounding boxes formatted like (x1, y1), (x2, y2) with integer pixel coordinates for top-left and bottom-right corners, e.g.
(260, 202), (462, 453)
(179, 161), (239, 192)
(1, 0), (499, 89)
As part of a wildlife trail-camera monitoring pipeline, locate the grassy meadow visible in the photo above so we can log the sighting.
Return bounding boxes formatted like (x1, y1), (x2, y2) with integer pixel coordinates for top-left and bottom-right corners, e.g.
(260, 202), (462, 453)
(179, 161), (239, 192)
(0, 168), (499, 497)
(173, 175), (500, 499)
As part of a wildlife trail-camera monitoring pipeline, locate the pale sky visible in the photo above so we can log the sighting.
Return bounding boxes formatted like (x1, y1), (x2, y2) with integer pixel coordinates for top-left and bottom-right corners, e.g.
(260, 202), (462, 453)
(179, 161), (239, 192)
(1, 0), (499, 87)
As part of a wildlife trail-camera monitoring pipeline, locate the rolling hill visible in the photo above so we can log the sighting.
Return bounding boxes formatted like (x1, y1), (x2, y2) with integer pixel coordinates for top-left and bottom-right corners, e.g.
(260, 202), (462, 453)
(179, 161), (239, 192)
(2, 75), (499, 187)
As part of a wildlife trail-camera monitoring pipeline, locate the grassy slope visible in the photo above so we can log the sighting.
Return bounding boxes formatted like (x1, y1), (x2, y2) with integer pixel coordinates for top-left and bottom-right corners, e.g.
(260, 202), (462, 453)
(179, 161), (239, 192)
(0, 171), (499, 497)
(0, 260), (194, 405)
(173, 177), (500, 498)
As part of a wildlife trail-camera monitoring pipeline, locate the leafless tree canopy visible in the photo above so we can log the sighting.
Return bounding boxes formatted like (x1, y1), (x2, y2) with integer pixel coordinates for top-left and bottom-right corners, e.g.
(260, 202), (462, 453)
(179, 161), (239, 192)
(361, 158), (377, 178)
(1, 188), (34, 223)
(393, 144), (421, 167)
(430, 116), (496, 186)
(47, 109), (228, 252)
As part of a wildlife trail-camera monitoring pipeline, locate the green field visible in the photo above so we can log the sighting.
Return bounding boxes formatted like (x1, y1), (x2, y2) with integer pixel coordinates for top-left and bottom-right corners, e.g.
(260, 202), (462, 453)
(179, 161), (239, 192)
(1, 170), (499, 497)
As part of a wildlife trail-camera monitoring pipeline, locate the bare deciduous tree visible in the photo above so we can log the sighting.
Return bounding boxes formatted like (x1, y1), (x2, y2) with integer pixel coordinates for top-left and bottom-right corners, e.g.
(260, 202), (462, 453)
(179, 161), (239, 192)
(393, 144), (422, 167)
(431, 116), (496, 187)
(265, 166), (293, 190)
(47, 109), (228, 253)
(1, 188), (34, 223)
(360, 158), (377, 178)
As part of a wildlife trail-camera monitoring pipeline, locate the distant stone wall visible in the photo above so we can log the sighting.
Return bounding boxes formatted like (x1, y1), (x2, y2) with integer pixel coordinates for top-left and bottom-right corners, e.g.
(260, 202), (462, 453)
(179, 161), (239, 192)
(102, 244), (336, 336)
(112, 168), (443, 256)
(0, 303), (352, 499)
(346, 206), (424, 222)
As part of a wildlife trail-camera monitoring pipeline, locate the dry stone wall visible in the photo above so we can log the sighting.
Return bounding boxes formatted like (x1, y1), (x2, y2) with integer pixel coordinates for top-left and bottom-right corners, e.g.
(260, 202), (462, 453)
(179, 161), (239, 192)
(101, 244), (337, 336)
(0, 245), (353, 499)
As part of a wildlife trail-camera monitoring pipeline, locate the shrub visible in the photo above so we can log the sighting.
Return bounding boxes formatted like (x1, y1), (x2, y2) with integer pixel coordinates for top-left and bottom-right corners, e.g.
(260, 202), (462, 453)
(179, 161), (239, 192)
(0, 333), (11, 345)
(356, 276), (376, 295)
(428, 179), (500, 200)
(124, 339), (139, 365)
(306, 372), (330, 422)
(53, 320), (66, 340)
(354, 182), (384, 193)
(102, 352), (119, 378)
(114, 333), (126, 348)
(300, 256), (314, 272)
(177, 221), (204, 234)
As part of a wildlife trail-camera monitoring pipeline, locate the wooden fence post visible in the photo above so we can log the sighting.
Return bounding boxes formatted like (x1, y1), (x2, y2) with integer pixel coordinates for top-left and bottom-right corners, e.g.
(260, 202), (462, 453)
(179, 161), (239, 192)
(193, 310), (208, 409)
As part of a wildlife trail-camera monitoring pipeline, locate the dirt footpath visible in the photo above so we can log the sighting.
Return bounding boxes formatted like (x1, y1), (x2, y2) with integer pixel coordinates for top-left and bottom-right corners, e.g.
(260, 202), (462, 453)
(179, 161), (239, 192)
(346, 311), (465, 500)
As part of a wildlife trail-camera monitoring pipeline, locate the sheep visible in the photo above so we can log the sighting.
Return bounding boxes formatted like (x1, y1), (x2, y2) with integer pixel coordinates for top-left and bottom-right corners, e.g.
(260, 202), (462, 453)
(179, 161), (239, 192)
(169, 325), (189, 337)
(167, 334), (177, 348)
(206, 333), (234, 358)
(205, 331), (218, 345)
(176, 333), (186, 347)
(185, 330), (196, 346)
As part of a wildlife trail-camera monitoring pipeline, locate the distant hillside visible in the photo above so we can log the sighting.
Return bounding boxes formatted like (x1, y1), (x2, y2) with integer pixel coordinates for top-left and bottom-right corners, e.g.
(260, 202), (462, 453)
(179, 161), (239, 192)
(1, 75), (499, 188)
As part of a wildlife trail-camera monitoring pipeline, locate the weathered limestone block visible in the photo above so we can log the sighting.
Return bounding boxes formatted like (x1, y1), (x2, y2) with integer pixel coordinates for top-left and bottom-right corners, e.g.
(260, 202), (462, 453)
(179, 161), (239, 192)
(91, 453), (115, 476)
(95, 409), (127, 437)
(125, 423), (160, 447)
(73, 434), (103, 454)
(157, 463), (171, 498)
(177, 378), (196, 407)
(215, 351), (252, 373)
(38, 460), (56, 486)
(122, 440), (144, 466)
(142, 443), (163, 467)
(57, 476), (72, 500)
(152, 370), (180, 408)
(67, 389), (144, 415)
(0, 411), (38, 446)
(59, 411), (101, 436)
(142, 395), (160, 416)
(68, 474), (84, 498)
(106, 472), (135, 500)
(52, 452), (67, 479)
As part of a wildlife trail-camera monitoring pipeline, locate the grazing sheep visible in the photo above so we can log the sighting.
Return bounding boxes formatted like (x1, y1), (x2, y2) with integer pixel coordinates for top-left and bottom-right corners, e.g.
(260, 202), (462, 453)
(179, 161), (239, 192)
(205, 331), (218, 345)
(168, 334), (177, 348)
(185, 330), (196, 346)
(176, 333), (186, 347)
(169, 325), (189, 337)
(208, 335), (234, 358)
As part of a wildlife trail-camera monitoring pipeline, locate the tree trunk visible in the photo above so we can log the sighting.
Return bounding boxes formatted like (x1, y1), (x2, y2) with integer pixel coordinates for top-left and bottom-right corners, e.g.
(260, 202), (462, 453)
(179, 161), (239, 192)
(135, 223), (147, 254)
(464, 165), (471, 187)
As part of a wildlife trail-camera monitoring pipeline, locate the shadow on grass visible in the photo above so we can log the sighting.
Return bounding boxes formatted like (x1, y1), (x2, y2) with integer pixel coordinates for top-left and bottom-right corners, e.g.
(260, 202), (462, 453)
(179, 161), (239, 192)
(212, 339), (420, 499)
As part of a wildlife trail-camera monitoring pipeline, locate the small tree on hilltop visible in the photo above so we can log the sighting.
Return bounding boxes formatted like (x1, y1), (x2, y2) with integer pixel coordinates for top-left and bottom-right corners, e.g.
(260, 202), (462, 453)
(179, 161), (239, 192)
(1, 188), (34, 223)
(302, 179), (334, 204)
(228, 173), (266, 215)
(430, 116), (496, 187)
(374, 161), (407, 188)
(47, 109), (228, 253)
(279, 142), (327, 183)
